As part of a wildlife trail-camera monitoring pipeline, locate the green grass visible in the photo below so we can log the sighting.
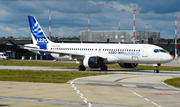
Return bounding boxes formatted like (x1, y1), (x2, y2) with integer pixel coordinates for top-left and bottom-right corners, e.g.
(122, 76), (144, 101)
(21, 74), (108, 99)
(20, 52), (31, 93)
(0, 69), (111, 83)
(1, 60), (180, 71)
(0, 60), (80, 68)
(164, 77), (180, 88)
(0, 60), (180, 87)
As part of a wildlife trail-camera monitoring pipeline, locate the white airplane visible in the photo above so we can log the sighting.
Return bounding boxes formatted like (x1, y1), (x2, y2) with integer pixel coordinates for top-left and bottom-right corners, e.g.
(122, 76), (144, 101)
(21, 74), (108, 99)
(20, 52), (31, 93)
(10, 16), (173, 73)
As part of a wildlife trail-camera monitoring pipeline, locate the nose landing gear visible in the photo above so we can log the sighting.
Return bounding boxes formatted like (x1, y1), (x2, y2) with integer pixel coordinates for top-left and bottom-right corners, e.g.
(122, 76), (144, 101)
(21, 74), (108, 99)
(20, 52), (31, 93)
(153, 64), (160, 73)
(154, 66), (159, 73)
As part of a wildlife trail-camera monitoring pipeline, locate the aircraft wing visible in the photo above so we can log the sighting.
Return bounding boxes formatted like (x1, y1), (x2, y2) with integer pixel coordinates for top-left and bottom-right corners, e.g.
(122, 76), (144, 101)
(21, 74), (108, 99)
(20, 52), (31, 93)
(26, 48), (85, 56)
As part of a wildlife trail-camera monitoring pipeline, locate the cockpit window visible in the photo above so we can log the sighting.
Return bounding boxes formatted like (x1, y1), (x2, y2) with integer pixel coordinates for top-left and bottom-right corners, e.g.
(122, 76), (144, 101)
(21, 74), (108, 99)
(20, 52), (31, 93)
(159, 49), (167, 53)
(154, 49), (159, 53)
(154, 49), (168, 53)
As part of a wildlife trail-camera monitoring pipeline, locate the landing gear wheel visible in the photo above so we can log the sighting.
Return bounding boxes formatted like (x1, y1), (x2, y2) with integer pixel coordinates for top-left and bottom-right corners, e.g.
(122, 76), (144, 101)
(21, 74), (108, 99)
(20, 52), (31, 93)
(154, 66), (159, 73)
(100, 65), (108, 71)
(78, 65), (86, 71)
(154, 69), (159, 73)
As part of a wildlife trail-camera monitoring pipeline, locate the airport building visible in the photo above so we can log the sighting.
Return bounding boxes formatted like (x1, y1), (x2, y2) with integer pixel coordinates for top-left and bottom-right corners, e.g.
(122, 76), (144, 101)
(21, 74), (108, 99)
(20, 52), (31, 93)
(0, 40), (51, 60)
(80, 30), (160, 44)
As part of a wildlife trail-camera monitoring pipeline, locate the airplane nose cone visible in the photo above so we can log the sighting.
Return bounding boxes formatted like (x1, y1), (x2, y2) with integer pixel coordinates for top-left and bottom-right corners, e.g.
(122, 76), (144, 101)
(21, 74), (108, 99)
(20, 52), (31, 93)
(162, 54), (173, 63)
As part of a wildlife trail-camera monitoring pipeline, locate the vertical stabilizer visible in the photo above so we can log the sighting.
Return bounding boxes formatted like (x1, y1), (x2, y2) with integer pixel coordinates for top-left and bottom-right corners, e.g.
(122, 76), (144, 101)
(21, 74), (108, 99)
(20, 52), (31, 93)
(28, 16), (52, 46)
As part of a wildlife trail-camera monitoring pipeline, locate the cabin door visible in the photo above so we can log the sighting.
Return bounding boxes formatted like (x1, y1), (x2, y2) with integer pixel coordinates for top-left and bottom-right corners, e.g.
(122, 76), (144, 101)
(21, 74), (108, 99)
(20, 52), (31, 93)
(142, 47), (148, 57)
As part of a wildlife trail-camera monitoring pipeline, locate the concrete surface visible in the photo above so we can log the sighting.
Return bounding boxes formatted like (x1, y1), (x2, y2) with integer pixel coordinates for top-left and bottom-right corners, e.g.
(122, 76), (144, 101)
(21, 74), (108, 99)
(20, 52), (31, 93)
(0, 73), (180, 107)
(0, 59), (180, 107)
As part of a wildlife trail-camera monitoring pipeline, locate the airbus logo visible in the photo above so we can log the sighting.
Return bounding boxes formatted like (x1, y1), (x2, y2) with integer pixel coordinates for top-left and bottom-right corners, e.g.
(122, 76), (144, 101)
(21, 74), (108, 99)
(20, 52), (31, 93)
(124, 52), (140, 56)
(37, 38), (48, 43)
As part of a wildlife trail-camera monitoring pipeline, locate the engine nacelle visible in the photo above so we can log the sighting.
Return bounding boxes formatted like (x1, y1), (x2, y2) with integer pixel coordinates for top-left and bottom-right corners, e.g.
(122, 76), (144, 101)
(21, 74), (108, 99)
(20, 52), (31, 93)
(118, 63), (138, 68)
(83, 56), (103, 68)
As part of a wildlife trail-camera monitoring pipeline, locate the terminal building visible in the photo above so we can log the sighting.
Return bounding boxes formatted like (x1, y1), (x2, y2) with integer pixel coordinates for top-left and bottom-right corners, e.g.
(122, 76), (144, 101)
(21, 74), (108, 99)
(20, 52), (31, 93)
(80, 30), (160, 44)
(0, 40), (51, 60)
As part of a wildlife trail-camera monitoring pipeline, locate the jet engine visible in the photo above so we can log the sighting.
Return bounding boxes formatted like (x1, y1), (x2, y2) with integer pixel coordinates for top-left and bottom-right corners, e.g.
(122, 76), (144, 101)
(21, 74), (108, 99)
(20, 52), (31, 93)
(118, 63), (138, 68)
(83, 56), (103, 68)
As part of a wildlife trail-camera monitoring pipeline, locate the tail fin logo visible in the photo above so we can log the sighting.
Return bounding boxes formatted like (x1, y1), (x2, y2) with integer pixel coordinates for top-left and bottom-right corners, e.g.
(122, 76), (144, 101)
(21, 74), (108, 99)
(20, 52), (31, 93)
(28, 16), (48, 44)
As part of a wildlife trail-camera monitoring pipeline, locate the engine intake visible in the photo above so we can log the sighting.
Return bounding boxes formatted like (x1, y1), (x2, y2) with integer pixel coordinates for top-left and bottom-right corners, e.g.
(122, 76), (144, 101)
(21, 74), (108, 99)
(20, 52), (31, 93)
(83, 56), (103, 68)
(118, 63), (138, 68)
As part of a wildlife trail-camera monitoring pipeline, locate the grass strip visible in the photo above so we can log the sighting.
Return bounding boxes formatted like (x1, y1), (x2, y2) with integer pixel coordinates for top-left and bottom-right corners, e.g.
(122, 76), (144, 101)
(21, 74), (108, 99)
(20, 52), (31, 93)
(164, 77), (180, 88)
(0, 60), (80, 68)
(0, 60), (179, 87)
(0, 69), (111, 83)
(0, 60), (180, 71)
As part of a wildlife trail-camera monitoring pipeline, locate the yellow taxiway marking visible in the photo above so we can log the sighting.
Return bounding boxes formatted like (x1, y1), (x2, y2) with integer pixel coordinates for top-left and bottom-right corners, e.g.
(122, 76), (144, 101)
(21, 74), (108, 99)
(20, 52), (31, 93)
(3, 102), (15, 103)
(43, 98), (54, 100)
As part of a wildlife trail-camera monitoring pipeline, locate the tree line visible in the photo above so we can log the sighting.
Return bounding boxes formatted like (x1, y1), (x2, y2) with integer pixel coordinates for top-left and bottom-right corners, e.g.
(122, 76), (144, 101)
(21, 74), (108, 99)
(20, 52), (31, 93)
(0, 36), (80, 41)
(0, 36), (180, 43)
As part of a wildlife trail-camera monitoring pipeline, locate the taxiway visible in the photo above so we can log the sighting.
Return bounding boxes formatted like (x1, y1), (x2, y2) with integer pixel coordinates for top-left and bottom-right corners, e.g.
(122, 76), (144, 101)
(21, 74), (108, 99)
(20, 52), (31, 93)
(0, 60), (180, 107)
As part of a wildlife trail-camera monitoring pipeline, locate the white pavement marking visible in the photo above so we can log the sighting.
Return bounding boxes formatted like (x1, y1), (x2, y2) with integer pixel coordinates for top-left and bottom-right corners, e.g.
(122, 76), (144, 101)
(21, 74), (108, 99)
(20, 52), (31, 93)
(88, 103), (92, 107)
(74, 87), (77, 90)
(133, 92), (142, 97)
(70, 78), (92, 107)
(144, 98), (149, 101)
(84, 98), (87, 103)
(72, 84), (75, 88)
(162, 81), (180, 91)
(152, 102), (162, 107)
(80, 93), (84, 99)
(133, 92), (162, 107)
(77, 90), (80, 94)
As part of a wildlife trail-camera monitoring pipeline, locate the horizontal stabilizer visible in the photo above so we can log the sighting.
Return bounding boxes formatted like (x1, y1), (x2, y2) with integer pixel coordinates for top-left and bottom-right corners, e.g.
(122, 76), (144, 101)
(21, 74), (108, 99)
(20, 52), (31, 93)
(8, 40), (20, 48)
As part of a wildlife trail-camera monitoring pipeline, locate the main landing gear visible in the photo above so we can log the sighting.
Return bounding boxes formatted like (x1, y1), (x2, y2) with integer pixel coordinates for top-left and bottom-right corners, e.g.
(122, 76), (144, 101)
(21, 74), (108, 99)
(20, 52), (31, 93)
(78, 64), (108, 71)
(101, 64), (108, 71)
(78, 65), (86, 71)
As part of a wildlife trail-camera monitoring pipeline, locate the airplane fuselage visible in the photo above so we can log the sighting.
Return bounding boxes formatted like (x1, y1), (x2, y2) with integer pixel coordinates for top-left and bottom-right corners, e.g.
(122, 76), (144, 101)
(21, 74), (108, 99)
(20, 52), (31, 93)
(28, 43), (172, 64)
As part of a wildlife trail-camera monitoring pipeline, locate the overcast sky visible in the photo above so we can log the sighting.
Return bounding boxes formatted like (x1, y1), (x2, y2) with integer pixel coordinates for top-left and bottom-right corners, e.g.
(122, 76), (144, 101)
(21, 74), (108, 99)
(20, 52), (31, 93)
(0, 0), (180, 39)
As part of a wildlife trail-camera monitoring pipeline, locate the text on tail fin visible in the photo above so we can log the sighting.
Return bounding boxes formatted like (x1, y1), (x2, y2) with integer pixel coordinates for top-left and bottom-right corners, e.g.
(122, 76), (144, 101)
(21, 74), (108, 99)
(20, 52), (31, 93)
(28, 16), (48, 44)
